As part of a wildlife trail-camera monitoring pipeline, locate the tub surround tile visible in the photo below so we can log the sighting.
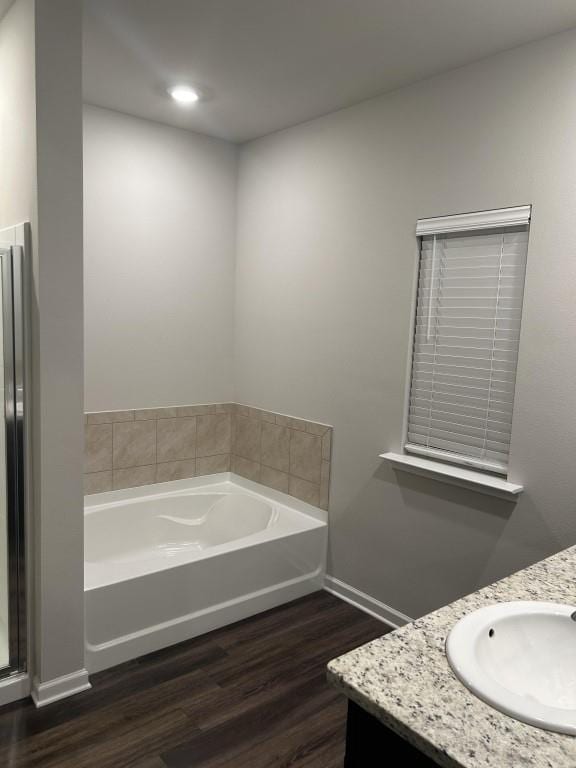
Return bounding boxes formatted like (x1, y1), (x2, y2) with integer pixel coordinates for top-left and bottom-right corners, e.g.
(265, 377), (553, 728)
(260, 466), (290, 494)
(289, 475), (320, 507)
(156, 417), (197, 462)
(275, 414), (309, 431)
(85, 423), (112, 473)
(196, 454), (230, 475)
(84, 470), (112, 495)
(113, 465), (156, 490)
(113, 421), (156, 469)
(305, 421), (330, 437)
(320, 460), (330, 510)
(234, 415), (261, 462)
(197, 414), (232, 457)
(322, 430), (332, 461)
(156, 460), (196, 483)
(177, 403), (234, 417)
(289, 430), (322, 484)
(135, 407), (181, 421)
(232, 455), (261, 483)
(261, 422), (290, 473)
(328, 546), (576, 768)
(84, 403), (332, 510)
(86, 410), (134, 424)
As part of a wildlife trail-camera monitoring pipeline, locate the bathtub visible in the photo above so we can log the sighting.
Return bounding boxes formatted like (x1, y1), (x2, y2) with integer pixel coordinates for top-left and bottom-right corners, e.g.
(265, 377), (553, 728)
(84, 473), (327, 672)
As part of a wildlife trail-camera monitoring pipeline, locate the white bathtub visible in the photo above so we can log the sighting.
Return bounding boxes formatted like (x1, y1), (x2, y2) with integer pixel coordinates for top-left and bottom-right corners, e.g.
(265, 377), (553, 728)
(84, 473), (327, 672)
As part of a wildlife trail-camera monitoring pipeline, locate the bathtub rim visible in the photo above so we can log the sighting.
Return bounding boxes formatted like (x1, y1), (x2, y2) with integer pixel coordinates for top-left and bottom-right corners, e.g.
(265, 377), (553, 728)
(84, 473), (328, 591)
(85, 471), (327, 523)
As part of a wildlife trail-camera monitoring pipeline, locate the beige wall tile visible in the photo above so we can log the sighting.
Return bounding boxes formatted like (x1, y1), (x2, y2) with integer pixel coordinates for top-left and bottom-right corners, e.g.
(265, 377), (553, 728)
(213, 403), (234, 414)
(156, 460), (196, 483)
(87, 410), (134, 424)
(157, 417), (197, 462)
(113, 421), (156, 468)
(177, 403), (232, 417)
(322, 430), (332, 461)
(197, 414), (232, 457)
(320, 460), (330, 510)
(289, 476), (320, 507)
(261, 422), (290, 472)
(289, 430), (322, 484)
(246, 407), (263, 420)
(306, 421), (330, 436)
(275, 414), (308, 431)
(84, 404), (332, 506)
(84, 471), (112, 495)
(232, 455), (261, 483)
(113, 465), (156, 490)
(135, 407), (180, 420)
(196, 454), (230, 475)
(85, 423), (112, 473)
(234, 415), (261, 462)
(261, 466), (289, 493)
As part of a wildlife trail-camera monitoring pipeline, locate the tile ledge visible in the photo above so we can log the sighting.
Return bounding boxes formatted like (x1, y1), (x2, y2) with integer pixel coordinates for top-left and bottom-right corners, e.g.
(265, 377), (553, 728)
(380, 452), (523, 500)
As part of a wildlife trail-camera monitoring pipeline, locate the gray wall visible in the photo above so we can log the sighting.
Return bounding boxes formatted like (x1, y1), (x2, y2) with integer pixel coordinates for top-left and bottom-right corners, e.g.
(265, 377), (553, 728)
(33, 0), (85, 682)
(234, 27), (576, 618)
(83, 105), (238, 411)
(0, 0), (85, 687)
(0, 0), (35, 670)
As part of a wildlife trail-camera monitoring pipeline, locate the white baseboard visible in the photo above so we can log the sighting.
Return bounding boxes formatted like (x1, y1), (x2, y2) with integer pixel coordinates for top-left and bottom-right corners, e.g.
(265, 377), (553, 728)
(0, 673), (30, 707)
(324, 575), (413, 629)
(31, 668), (91, 708)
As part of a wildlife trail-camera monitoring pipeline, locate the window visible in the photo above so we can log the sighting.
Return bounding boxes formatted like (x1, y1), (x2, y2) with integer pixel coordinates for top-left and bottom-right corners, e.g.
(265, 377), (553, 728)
(405, 206), (531, 476)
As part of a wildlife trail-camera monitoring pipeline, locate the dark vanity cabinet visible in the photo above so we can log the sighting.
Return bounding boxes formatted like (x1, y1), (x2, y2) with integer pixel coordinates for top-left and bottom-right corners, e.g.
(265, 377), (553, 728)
(344, 702), (440, 767)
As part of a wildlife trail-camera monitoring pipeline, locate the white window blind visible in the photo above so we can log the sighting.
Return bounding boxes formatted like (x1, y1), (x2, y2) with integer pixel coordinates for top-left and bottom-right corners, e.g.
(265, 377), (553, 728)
(405, 207), (530, 475)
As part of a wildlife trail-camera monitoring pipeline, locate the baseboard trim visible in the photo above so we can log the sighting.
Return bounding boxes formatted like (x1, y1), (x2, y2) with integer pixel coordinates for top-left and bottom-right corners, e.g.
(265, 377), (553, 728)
(324, 575), (413, 629)
(31, 668), (91, 708)
(0, 673), (30, 707)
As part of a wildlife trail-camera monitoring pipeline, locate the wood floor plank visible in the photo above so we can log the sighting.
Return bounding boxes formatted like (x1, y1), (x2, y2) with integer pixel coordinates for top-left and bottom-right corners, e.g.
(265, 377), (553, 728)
(161, 674), (340, 767)
(201, 698), (348, 768)
(209, 592), (342, 651)
(0, 640), (227, 748)
(0, 592), (392, 768)
(204, 606), (381, 689)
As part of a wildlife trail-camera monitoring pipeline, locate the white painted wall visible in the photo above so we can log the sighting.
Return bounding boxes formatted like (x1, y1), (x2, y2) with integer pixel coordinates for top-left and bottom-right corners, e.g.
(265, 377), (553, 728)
(234, 27), (576, 618)
(0, 0), (86, 698)
(33, 0), (85, 688)
(0, 0), (35, 681)
(83, 106), (238, 411)
(0, 0), (36, 227)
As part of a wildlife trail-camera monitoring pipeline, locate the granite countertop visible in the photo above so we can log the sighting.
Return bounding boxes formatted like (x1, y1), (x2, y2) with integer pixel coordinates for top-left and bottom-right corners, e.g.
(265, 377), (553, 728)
(327, 546), (576, 767)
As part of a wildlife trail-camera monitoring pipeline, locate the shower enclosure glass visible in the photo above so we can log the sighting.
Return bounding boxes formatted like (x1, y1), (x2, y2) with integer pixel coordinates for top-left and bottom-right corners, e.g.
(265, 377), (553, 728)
(0, 241), (26, 676)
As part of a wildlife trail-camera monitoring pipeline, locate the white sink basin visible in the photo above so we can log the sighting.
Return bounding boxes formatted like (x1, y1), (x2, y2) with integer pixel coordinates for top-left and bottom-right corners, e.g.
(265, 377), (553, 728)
(446, 601), (576, 734)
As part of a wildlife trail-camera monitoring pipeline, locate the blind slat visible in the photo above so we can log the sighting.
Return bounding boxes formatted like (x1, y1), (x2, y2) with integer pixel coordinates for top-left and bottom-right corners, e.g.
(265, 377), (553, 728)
(406, 223), (528, 472)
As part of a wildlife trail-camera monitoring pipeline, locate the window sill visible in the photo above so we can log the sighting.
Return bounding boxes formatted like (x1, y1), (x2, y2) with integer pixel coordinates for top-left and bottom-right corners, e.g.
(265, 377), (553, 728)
(380, 452), (523, 500)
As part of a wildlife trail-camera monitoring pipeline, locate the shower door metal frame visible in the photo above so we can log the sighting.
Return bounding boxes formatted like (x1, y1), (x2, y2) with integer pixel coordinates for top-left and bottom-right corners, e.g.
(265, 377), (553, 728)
(0, 245), (26, 677)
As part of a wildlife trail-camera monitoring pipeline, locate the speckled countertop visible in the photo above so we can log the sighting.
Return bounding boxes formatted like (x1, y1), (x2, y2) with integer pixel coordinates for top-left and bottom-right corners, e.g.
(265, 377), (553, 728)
(327, 546), (576, 767)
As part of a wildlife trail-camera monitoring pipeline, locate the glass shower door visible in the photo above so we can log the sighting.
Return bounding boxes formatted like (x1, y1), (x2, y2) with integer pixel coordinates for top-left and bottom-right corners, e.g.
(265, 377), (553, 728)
(0, 245), (26, 677)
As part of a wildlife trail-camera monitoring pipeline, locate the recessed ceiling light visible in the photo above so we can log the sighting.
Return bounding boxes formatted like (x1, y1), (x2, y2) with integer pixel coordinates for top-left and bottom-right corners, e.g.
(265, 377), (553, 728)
(168, 85), (200, 105)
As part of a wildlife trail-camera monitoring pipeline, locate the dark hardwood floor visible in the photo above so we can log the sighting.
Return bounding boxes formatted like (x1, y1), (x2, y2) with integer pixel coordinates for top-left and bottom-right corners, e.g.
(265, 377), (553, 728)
(0, 592), (390, 768)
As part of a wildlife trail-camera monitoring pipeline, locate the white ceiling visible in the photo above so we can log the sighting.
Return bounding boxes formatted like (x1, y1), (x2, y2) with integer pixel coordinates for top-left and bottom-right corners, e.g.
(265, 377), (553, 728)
(83, 0), (576, 144)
